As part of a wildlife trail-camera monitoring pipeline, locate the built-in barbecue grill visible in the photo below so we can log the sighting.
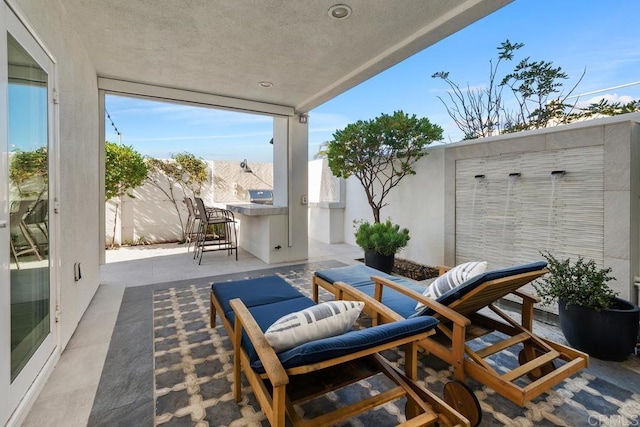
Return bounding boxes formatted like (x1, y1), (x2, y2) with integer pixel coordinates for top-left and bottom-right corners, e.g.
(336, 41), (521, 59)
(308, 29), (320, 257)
(247, 189), (273, 205)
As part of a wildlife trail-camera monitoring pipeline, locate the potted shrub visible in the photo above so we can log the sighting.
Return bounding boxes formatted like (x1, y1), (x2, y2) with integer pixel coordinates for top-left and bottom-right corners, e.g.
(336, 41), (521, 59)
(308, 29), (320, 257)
(355, 219), (410, 273)
(535, 252), (640, 361)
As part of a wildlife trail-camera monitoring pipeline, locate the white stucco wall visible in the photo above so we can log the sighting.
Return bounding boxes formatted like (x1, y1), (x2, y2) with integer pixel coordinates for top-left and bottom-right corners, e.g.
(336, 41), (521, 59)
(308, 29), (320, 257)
(342, 147), (447, 267)
(105, 160), (274, 245)
(15, 0), (101, 349)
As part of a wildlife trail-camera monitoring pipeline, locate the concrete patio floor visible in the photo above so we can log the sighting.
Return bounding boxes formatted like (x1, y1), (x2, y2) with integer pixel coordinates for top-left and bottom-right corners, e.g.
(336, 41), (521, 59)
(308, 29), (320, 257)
(19, 240), (640, 426)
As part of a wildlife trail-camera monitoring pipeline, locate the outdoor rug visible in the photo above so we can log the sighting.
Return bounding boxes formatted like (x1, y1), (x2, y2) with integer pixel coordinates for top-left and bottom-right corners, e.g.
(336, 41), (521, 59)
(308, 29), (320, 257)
(151, 262), (640, 426)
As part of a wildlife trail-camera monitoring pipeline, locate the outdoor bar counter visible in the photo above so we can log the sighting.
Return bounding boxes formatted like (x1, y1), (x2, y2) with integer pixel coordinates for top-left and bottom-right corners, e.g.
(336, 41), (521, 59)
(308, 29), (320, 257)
(226, 203), (288, 264)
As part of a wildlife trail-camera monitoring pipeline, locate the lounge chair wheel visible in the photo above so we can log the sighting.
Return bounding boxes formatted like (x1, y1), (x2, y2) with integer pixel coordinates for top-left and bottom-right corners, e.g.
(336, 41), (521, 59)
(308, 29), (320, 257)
(518, 348), (556, 381)
(443, 380), (481, 427)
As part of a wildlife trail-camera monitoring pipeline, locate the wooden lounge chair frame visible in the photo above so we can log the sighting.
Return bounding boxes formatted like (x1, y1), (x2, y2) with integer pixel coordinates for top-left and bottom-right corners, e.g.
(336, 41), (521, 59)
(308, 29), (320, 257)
(324, 267), (589, 407)
(210, 280), (479, 427)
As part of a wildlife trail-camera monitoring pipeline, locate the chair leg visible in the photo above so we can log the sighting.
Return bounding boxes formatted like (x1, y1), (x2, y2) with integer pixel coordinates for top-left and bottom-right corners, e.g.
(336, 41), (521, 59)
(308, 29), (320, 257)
(10, 239), (20, 269)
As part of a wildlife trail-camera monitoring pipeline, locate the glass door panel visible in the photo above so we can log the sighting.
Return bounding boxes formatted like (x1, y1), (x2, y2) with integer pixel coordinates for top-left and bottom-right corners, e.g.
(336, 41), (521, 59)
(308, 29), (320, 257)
(7, 32), (50, 381)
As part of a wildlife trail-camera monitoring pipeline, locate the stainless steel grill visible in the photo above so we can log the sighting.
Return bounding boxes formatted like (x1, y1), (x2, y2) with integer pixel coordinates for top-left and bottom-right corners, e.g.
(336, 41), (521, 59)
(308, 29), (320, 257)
(247, 189), (273, 205)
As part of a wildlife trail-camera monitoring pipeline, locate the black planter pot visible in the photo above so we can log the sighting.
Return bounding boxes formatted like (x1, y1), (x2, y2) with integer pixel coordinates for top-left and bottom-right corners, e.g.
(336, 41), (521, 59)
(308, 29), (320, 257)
(364, 250), (395, 274)
(558, 297), (640, 361)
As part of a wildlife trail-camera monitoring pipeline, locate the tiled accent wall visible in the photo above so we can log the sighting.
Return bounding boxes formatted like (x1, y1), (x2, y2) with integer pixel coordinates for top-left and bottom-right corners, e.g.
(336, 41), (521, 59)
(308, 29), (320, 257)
(444, 117), (640, 302)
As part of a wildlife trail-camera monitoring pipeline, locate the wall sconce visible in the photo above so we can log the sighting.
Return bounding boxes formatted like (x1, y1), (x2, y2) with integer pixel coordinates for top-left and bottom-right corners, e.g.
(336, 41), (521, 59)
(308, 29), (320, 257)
(240, 159), (252, 173)
(299, 114), (308, 124)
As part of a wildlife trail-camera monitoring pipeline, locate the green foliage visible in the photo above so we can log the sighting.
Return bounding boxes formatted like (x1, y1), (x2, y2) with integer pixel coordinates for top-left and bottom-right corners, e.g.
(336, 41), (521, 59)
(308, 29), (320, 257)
(172, 152), (208, 196)
(105, 142), (148, 200)
(9, 147), (48, 196)
(354, 219), (410, 256)
(571, 98), (640, 120)
(432, 40), (523, 139)
(433, 40), (584, 138)
(534, 252), (617, 312)
(325, 111), (442, 222)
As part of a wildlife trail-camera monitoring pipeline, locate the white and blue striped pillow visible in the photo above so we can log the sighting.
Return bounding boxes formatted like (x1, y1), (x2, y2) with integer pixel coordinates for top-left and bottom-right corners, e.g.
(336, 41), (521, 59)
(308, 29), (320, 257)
(265, 300), (364, 352)
(415, 261), (487, 311)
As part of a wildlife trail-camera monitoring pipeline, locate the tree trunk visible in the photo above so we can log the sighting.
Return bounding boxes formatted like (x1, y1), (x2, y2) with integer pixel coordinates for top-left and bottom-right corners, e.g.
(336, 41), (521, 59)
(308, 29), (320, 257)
(111, 200), (119, 248)
(373, 208), (380, 223)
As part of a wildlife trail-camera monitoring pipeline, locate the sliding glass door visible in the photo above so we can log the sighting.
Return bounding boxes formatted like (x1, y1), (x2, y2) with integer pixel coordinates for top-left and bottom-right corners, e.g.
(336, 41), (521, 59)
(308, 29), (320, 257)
(0, 5), (56, 424)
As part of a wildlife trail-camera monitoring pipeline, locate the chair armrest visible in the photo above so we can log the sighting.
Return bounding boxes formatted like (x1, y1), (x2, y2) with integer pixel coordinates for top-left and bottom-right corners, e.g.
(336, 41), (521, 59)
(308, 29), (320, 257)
(370, 276), (471, 327)
(334, 281), (405, 322)
(229, 298), (288, 388)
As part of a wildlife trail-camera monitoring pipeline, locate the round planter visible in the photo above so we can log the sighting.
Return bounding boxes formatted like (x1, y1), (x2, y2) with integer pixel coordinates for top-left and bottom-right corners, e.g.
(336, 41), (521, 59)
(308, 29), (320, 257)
(364, 250), (395, 274)
(558, 297), (640, 361)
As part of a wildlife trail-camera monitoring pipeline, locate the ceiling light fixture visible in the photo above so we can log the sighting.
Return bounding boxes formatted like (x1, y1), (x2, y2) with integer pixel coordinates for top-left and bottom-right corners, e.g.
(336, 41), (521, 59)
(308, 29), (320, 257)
(328, 4), (352, 20)
(258, 81), (273, 88)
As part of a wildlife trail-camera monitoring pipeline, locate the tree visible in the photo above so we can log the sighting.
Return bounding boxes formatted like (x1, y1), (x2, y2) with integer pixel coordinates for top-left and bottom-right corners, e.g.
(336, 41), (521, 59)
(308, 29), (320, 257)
(145, 153), (208, 242)
(433, 40), (584, 138)
(105, 141), (148, 247)
(500, 57), (583, 132)
(9, 147), (48, 198)
(172, 152), (208, 197)
(325, 111), (442, 223)
(432, 40), (523, 139)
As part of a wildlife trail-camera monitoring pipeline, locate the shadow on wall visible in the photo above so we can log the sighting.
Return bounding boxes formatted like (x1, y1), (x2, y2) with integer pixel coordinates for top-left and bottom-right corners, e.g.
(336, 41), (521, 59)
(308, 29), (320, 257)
(105, 160), (274, 246)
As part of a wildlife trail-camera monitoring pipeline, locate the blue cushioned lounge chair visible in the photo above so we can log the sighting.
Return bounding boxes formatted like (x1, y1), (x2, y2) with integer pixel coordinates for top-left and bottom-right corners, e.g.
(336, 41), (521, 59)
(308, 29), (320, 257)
(313, 262), (589, 407)
(210, 275), (478, 427)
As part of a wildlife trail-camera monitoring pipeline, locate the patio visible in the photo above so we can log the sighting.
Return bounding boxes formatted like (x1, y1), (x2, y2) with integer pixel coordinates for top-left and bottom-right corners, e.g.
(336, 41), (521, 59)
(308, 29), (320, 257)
(19, 241), (640, 426)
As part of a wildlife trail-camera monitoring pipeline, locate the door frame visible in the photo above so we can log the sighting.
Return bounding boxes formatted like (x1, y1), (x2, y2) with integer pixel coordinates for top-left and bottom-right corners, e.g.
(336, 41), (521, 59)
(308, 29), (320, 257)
(0, 3), (60, 426)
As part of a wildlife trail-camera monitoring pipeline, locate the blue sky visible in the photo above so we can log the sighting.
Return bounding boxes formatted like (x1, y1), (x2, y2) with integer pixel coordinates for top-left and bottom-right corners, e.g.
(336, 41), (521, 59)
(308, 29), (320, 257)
(105, 0), (640, 162)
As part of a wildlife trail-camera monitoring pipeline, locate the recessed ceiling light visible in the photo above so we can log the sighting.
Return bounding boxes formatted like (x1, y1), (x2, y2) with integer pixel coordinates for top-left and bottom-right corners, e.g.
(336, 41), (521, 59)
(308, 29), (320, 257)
(328, 4), (352, 20)
(258, 81), (273, 88)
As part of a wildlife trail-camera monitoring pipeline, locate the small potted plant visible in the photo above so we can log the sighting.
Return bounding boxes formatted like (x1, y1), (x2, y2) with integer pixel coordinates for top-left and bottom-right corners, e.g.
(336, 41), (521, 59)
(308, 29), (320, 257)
(354, 219), (410, 273)
(534, 252), (640, 361)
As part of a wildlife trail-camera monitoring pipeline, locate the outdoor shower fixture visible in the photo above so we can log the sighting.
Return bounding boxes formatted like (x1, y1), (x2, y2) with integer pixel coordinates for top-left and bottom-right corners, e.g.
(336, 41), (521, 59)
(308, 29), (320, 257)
(508, 172), (521, 177)
(474, 174), (485, 179)
(240, 159), (252, 173)
(551, 170), (566, 176)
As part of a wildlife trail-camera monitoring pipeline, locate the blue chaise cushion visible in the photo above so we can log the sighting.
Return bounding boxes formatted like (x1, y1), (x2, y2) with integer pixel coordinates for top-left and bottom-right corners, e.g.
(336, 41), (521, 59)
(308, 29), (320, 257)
(414, 261), (548, 317)
(315, 264), (408, 288)
(226, 296), (316, 363)
(212, 275), (303, 314)
(251, 316), (439, 373)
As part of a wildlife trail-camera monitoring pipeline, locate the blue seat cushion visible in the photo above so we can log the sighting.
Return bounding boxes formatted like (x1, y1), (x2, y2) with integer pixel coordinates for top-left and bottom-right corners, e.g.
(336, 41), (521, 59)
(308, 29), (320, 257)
(414, 261), (548, 317)
(251, 316), (439, 373)
(315, 264), (408, 288)
(212, 275), (303, 314)
(226, 296), (315, 363)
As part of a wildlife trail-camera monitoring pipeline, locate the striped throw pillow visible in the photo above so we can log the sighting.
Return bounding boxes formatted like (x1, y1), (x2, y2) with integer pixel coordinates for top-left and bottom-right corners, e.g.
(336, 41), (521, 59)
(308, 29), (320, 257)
(415, 261), (487, 311)
(265, 300), (364, 352)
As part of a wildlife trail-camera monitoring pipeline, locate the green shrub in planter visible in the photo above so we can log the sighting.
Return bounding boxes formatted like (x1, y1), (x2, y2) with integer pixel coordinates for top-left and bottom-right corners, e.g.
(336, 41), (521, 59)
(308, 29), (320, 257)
(535, 252), (616, 311)
(354, 219), (410, 256)
(535, 251), (640, 361)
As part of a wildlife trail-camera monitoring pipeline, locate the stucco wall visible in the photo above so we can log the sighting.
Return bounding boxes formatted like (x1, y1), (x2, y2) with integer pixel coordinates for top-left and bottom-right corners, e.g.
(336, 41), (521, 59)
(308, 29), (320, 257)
(106, 160), (274, 245)
(341, 147), (447, 266)
(15, 0), (101, 349)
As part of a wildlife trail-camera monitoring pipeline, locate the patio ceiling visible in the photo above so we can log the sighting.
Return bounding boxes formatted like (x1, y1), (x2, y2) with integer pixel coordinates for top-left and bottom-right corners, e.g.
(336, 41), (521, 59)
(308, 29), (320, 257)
(62, 0), (511, 113)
